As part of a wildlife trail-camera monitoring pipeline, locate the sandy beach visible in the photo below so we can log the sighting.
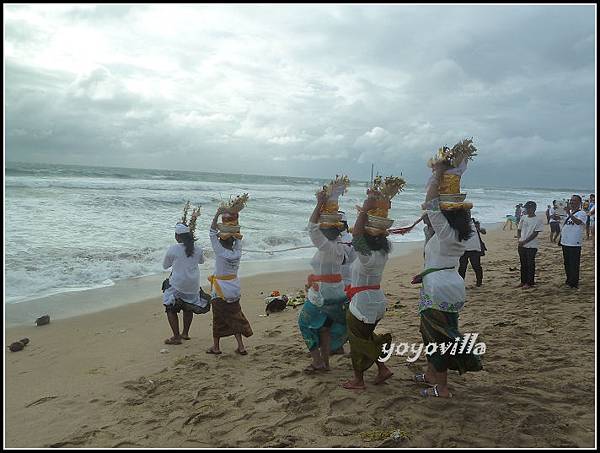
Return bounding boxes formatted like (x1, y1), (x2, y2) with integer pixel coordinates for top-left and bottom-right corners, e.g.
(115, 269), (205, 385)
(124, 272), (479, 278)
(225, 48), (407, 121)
(5, 226), (596, 448)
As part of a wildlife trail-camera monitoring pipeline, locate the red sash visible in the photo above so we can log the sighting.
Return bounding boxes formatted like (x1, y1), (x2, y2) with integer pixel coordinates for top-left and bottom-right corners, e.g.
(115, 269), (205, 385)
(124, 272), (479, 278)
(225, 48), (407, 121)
(344, 285), (381, 300)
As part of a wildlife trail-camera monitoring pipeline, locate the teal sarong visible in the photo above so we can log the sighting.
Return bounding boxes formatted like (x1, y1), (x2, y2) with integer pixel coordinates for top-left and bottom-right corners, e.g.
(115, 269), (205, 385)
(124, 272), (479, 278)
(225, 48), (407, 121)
(298, 296), (348, 352)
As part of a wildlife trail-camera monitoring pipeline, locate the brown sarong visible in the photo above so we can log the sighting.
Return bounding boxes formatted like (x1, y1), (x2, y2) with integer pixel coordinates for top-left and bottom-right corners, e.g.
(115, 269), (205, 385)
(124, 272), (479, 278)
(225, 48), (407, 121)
(211, 298), (253, 339)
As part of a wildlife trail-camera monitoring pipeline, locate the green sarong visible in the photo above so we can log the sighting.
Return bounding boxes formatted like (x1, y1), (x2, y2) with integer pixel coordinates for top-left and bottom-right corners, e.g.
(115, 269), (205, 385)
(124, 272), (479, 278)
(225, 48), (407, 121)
(347, 310), (392, 372)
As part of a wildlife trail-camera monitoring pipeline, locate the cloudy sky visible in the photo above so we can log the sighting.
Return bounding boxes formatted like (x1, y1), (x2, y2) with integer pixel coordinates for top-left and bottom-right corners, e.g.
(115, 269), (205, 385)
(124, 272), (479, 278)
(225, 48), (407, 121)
(4, 4), (596, 188)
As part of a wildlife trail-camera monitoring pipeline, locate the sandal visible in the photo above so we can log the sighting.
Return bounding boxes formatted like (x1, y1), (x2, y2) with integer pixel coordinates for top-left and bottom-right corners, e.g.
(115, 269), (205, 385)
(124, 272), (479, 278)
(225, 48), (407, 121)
(414, 372), (435, 386)
(164, 337), (182, 345)
(420, 385), (453, 398)
(206, 347), (222, 355)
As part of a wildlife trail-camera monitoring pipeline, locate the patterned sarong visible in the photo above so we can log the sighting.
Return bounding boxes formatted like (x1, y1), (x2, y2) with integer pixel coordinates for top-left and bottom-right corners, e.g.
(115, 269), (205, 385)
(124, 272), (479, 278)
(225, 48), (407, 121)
(419, 308), (483, 374)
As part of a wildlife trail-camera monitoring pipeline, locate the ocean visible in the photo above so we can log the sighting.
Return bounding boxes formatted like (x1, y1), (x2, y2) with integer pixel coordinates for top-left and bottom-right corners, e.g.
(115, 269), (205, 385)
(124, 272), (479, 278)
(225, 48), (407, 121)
(4, 161), (592, 304)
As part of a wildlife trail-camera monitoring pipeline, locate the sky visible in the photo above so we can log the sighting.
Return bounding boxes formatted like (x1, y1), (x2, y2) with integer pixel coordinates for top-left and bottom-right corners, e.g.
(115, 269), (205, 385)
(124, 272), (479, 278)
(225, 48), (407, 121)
(4, 4), (597, 189)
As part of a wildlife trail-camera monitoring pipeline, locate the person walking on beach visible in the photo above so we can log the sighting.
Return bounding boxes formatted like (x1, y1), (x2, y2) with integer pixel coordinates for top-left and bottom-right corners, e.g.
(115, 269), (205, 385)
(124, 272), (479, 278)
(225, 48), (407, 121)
(545, 205), (551, 224)
(414, 140), (482, 398)
(516, 201), (544, 289)
(458, 217), (486, 287)
(298, 176), (349, 373)
(549, 200), (562, 243)
(560, 195), (587, 289)
(206, 195), (253, 355)
(332, 210), (356, 355)
(503, 214), (516, 231)
(162, 204), (205, 345)
(342, 176), (404, 390)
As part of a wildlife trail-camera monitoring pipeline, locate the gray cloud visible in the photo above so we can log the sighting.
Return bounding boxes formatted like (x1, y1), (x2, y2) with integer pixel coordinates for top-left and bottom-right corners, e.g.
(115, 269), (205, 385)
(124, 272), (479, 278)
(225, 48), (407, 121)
(4, 4), (596, 189)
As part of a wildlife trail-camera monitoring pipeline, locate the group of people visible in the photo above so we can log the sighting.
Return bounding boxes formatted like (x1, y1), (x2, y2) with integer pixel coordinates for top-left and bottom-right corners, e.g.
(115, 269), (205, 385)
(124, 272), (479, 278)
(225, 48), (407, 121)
(516, 194), (594, 290)
(160, 140), (485, 399)
(162, 199), (253, 355)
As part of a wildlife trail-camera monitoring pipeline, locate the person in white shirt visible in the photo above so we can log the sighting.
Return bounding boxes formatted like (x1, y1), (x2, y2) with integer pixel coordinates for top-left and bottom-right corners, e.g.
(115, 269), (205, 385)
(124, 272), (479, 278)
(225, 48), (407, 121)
(560, 195), (587, 288)
(549, 200), (561, 243)
(517, 201), (545, 289)
(342, 193), (395, 391)
(414, 159), (482, 398)
(162, 222), (205, 345)
(458, 218), (486, 287)
(206, 204), (253, 355)
(298, 186), (348, 374)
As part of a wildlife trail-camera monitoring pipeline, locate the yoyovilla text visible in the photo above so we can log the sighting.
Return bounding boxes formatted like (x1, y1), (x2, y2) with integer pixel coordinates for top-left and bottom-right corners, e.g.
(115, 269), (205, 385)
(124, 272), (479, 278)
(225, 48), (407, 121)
(378, 333), (486, 363)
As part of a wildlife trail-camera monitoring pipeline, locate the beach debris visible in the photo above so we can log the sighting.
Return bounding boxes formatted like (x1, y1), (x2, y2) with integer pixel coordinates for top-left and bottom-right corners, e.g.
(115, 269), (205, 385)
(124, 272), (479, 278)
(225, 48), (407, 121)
(286, 291), (306, 308)
(265, 291), (288, 314)
(160, 348), (169, 354)
(35, 315), (50, 326)
(119, 329), (127, 334)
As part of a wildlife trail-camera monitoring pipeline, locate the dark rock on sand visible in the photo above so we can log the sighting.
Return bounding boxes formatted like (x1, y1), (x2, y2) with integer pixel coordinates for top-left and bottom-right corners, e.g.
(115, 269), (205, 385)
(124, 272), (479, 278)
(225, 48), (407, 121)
(36, 315), (50, 326)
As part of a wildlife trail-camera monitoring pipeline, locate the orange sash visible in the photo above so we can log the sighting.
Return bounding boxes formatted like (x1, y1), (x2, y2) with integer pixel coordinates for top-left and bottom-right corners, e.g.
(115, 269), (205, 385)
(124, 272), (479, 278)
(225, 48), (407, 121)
(306, 274), (342, 291)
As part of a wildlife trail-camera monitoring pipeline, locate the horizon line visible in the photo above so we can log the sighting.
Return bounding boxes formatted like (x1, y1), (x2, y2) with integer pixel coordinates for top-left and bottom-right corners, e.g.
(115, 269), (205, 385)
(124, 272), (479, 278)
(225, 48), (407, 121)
(5, 160), (596, 194)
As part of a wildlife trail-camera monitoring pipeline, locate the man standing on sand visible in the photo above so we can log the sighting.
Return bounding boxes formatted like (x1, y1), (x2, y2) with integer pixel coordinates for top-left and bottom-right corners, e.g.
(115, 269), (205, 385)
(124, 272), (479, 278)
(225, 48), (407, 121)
(560, 195), (587, 289)
(517, 201), (544, 289)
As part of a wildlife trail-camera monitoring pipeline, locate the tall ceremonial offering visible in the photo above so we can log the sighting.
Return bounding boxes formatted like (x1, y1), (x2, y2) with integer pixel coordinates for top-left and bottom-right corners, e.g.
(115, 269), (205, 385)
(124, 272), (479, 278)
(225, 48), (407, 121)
(217, 193), (249, 240)
(318, 175), (350, 229)
(180, 201), (201, 240)
(427, 138), (477, 210)
(365, 175), (406, 236)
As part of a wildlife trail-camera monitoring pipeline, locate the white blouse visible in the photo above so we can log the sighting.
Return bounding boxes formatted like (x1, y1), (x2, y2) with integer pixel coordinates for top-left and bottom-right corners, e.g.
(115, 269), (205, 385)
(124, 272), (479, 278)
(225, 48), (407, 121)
(338, 231), (357, 287)
(209, 228), (242, 301)
(307, 222), (346, 306)
(163, 243), (204, 294)
(419, 199), (467, 313)
(349, 248), (388, 324)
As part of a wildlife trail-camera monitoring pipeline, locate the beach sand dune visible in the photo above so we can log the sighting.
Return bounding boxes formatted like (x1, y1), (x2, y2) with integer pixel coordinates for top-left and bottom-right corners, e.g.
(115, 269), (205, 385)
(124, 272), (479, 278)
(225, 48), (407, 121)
(5, 228), (595, 447)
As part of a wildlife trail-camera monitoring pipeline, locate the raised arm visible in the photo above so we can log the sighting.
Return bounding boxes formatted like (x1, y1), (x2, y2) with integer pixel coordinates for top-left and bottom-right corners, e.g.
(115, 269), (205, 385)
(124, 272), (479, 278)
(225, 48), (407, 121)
(309, 189), (328, 224)
(424, 161), (450, 203)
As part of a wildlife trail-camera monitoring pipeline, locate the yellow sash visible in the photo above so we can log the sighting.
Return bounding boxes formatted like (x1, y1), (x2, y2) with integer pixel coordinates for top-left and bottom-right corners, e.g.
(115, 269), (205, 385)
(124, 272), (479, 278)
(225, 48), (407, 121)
(207, 274), (237, 299)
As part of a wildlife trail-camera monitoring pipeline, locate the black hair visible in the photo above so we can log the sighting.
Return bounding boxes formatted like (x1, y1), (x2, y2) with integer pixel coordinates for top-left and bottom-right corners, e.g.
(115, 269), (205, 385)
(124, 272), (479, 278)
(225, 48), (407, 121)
(321, 227), (341, 241)
(572, 194), (582, 203)
(219, 237), (236, 250)
(441, 209), (473, 242)
(177, 232), (195, 257)
(364, 233), (391, 254)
